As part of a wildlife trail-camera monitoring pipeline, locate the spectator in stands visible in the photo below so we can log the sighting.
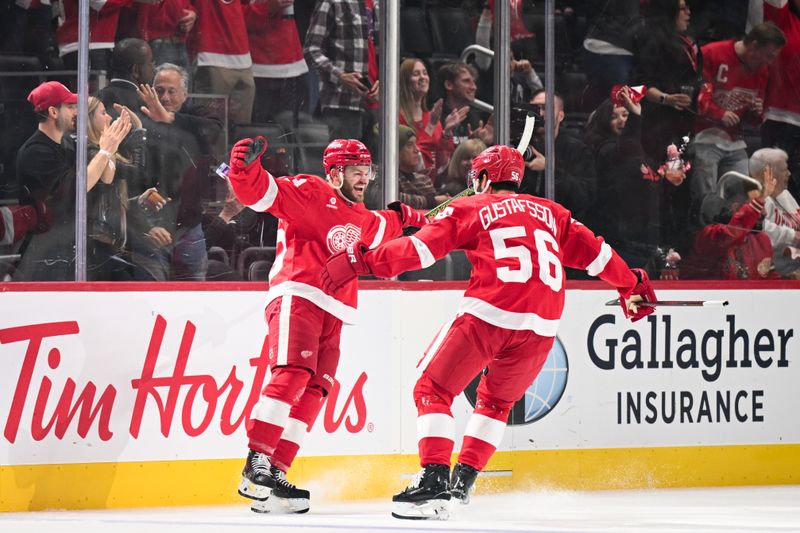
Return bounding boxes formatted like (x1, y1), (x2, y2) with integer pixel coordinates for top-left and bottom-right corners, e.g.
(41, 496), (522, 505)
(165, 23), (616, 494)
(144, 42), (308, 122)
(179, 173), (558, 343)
(750, 147), (800, 278)
(762, 0), (800, 199)
(637, 0), (702, 162)
(136, 0), (196, 73)
(304, 0), (379, 141)
(692, 22), (785, 208)
(521, 90), (596, 223)
(474, 0), (542, 104)
(97, 38), (154, 115)
(56, 0), (141, 82)
(86, 96), (153, 280)
(399, 58), (469, 182)
(396, 125), (449, 210)
(581, 0), (642, 110)
(15, 81), (79, 280)
(245, 0), (309, 124)
(191, 0), (255, 125)
(438, 138), (486, 197)
(15, 82), (150, 280)
(681, 165), (779, 280)
(636, 0), (701, 254)
(437, 62), (490, 146)
(129, 63), (224, 281)
(584, 88), (669, 271)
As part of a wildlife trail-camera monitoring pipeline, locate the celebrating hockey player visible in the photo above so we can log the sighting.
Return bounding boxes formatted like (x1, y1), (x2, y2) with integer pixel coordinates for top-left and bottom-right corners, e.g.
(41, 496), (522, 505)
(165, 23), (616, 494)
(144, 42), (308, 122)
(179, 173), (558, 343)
(321, 144), (657, 520)
(226, 136), (427, 514)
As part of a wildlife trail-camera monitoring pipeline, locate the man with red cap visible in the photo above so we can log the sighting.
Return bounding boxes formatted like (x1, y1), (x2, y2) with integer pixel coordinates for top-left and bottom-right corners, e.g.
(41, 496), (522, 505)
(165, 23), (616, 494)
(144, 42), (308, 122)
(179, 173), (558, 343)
(226, 135), (427, 514)
(321, 144), (657, 520)
(13, 81), (79, 278)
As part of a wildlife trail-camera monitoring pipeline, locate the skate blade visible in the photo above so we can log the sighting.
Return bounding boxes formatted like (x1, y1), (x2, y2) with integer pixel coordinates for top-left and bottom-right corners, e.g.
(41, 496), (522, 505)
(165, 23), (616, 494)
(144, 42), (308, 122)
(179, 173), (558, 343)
(391, 499), (450, 520)
(238, 477), (272, 501)
(251, 497), (310, 514)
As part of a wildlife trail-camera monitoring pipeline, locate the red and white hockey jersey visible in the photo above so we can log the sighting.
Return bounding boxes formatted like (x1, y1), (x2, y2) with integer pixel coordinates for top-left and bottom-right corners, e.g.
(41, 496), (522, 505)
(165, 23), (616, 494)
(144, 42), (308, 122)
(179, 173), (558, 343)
(56, 0), (132, 56)
(243, 3), (308, 79)
(698, 39), (768, 148)
(365, 193), (638, 336)
(247, 172), (404, 324)
(190, 0), (251, 69)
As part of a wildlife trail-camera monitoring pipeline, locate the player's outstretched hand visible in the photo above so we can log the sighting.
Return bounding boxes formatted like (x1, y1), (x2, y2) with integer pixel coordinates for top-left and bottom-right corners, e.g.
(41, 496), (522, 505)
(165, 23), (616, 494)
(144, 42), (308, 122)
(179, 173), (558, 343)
(230, 136), (267, 171)
(618, 268), (656, 322)
(388, 201), (429, 228)
(322, 244), (372, 293)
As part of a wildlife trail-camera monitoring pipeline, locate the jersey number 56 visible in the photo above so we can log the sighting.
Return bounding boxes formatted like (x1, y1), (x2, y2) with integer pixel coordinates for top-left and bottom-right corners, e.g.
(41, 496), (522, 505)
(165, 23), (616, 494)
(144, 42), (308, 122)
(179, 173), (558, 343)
(489, 226), (562, 291)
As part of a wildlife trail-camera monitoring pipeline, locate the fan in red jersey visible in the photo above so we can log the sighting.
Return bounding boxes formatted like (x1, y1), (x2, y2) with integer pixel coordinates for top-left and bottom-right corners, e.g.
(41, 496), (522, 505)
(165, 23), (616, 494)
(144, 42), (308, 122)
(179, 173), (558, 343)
(227, 135), (426, 514)
(322, 143), (656, 521)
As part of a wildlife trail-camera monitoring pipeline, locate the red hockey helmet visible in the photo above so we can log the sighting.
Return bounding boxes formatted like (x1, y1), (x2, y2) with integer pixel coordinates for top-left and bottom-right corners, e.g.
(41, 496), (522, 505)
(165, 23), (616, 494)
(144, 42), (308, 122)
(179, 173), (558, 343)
(323, 139), (373, 177)
(470, 145), (524, 192)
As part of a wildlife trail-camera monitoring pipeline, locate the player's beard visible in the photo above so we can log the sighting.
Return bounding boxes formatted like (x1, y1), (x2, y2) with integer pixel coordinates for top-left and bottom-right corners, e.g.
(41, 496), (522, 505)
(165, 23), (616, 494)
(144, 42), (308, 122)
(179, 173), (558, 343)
(340, 180), (366, 203)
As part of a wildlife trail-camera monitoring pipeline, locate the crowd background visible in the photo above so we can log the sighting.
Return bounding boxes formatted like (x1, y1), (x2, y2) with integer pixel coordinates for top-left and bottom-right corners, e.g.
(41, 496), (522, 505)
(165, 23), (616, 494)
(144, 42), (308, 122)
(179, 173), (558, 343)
(1, 0), (799, 282)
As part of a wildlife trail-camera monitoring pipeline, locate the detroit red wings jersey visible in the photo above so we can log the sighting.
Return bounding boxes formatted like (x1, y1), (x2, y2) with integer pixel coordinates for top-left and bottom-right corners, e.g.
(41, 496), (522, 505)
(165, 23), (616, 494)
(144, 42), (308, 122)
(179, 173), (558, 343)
(697, 40), (767, 144)
(250, 172), (403, 324)
(366, 193), (638, 336)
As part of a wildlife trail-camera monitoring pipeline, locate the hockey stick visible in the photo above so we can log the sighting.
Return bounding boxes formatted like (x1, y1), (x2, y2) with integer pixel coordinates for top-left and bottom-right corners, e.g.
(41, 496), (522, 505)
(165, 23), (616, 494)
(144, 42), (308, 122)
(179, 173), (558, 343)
(425, 114), (537, 220)
(605, 299), (729, 307)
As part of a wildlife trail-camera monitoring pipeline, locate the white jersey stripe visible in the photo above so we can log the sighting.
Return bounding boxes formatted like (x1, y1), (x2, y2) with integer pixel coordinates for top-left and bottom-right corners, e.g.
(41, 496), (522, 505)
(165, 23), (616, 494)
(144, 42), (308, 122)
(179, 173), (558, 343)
(367, 212), (387, 249)
(251, 395), (292, 426)
(279, 417), (308, 446)
(458, 297), (560, 337)
(276, 294), (292, 365)
(463, 413), (507, 448)
(410, 235), (436, 268)
(586, 242), (612, 277)
(247, 171), (279, 212)
(417, 412), (456, 441)
(266, 281), (358, 324)
(416, 318), (456, 371)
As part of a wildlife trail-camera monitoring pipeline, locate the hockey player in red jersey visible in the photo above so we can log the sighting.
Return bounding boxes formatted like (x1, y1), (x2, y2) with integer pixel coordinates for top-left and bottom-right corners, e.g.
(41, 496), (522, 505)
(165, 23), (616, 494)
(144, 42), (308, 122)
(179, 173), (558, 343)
(322, 144), (657, 520)
(226, 136), (427, 514)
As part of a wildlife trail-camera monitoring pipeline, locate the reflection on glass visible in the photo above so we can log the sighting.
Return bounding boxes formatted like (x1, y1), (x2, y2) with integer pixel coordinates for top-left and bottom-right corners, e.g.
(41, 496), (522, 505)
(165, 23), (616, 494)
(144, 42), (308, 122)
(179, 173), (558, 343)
(2, 2), (799, 282)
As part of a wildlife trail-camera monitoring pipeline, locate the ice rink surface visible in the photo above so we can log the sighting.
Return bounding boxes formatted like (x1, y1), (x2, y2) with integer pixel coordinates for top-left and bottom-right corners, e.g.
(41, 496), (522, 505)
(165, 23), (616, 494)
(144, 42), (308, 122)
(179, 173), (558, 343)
(2, 486), (800, 533)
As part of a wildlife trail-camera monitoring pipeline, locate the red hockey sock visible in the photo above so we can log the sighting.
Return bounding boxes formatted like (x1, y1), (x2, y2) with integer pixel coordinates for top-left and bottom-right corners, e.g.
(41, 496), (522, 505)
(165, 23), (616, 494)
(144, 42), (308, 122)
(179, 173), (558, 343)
(248, 366), (311, 455)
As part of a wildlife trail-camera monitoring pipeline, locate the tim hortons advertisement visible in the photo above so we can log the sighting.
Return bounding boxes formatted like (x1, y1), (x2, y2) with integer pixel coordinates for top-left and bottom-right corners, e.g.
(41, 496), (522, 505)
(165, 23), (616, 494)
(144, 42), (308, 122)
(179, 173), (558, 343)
(1, 288), (798, 467)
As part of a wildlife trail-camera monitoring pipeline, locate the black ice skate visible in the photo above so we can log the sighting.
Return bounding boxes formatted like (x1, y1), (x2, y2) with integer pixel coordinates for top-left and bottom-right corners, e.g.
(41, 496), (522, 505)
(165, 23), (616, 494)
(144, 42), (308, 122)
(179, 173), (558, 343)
(251, 466), (310, 514)
(391, 464), (452, 520)
(238, 450), (275, 501)
(450, 462), (479, 504)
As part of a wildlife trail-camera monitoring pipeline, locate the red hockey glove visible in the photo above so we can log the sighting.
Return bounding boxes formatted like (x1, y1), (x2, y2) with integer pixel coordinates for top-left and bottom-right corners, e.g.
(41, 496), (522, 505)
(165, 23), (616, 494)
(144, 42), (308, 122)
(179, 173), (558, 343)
(388, 201), (429, 228)
(230, 136), (267, 171)
(321, 244), (372, 293)
(228, 137), (269, 206)
(617, 268), (657, 322)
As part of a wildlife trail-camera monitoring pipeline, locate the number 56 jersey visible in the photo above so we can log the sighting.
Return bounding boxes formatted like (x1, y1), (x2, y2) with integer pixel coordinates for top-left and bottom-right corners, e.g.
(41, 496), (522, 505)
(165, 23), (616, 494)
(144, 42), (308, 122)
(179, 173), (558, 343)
(365, 193), (638, 337)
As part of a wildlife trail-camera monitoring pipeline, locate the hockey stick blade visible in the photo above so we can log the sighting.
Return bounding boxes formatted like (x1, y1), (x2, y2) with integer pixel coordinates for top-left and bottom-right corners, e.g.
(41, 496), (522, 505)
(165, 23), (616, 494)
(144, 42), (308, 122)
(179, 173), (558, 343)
(605, 299), (729, 307)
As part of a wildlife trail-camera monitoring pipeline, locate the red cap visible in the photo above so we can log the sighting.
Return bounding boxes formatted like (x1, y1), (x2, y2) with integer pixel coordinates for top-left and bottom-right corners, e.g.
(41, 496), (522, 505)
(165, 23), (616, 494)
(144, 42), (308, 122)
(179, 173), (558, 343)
(27, 81), (78, 112)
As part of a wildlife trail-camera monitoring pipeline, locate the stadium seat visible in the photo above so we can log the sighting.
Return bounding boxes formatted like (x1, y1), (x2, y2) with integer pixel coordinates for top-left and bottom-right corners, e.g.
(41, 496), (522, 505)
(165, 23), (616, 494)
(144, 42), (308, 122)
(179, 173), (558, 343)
(295, 122), (330, 177)
(207, 246), (229, 266)
(247, 259), (273, 282)
(237, 246), (276, 279)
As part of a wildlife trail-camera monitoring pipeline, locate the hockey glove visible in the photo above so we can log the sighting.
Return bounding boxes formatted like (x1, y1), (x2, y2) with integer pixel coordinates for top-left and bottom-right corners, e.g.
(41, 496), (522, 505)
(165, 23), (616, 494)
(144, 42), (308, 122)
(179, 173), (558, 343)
(228, 137), (270, 207)
(617, 268), (656, 322)
(388, 201), (429, 228)
(321, 244), (372, 293)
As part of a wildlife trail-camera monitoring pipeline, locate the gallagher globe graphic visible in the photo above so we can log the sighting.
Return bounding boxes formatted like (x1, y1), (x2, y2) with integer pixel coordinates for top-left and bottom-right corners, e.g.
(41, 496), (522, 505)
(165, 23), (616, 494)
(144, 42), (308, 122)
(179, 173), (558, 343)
(463, 337), (569, 425)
